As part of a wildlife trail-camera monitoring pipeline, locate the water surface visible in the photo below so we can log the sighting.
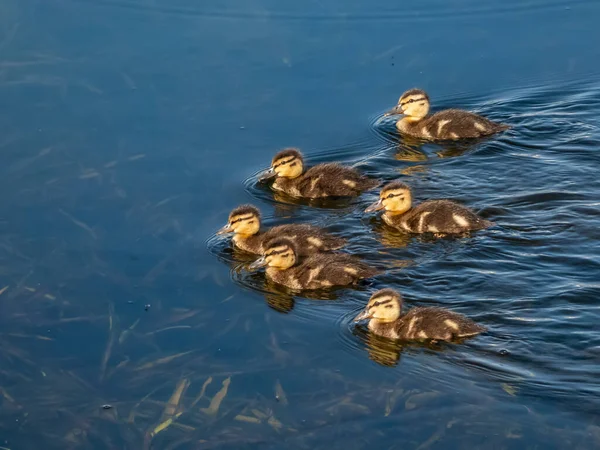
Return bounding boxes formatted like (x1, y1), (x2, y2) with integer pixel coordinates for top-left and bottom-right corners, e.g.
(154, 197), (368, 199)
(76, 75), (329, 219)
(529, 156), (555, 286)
(1, 0), (600, 448)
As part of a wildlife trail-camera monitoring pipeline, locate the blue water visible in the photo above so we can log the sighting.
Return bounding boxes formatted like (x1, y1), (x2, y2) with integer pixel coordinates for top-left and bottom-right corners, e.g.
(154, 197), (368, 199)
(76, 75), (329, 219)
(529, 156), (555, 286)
(1, 0), (600, 448)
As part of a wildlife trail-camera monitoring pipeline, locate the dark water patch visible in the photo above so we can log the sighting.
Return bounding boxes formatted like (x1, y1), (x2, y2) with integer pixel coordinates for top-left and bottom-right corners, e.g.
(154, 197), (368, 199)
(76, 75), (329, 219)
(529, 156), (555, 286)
(2, 0), (600, 447)
(68, 0), (599, 23)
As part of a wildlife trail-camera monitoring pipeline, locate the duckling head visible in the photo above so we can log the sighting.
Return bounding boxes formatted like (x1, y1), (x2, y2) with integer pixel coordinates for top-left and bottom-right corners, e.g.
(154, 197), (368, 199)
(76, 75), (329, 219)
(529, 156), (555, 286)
(365, 181), (412, 215)
(354, 289), (402, 323)
(248, 237), (298, 271)
(259, 148), (304, 182)
(384, 88), (430, 120)
(217, 204), (261, 236)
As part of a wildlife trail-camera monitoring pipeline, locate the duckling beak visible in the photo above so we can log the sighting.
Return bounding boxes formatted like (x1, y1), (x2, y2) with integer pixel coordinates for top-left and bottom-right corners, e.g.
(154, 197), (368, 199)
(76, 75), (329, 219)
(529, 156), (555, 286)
(216, 223), (232, 235)
(365, 199), (385, 213)
(353, 308), (373, 322)
(383, 105), (403, 117)
(258, 167), (277, 182)
(248, 256), (268, 271)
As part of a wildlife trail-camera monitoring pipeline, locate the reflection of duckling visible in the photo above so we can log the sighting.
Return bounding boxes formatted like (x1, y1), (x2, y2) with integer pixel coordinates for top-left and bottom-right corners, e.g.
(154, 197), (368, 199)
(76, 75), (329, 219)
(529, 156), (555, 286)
(365, 181), (493, 235)
(217, 204), (346, 255)
(248, 238), (379, 290)
(384, 88), (510, 140)
(259, 148), (379, 198)
(354, 289), (485, 342)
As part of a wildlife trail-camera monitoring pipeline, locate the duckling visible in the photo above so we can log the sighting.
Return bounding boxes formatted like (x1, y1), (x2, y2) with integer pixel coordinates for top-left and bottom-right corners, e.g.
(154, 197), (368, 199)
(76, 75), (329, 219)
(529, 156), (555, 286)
(384, 88), (510, 140)
(365, 181), (493, 235)
(259, 148), (379, 199)
(216, 204), (346, 255)
(248, 237), (379, 290)
(354, 289), (485, 342)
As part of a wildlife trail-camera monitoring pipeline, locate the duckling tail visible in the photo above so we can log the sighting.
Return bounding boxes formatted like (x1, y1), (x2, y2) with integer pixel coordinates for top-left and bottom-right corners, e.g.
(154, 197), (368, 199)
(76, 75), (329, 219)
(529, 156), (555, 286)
(326, 235), (347, 251)
(360, 264), (383, 279)
(361, 177), (381, 191)
(480, 218), (495, 230)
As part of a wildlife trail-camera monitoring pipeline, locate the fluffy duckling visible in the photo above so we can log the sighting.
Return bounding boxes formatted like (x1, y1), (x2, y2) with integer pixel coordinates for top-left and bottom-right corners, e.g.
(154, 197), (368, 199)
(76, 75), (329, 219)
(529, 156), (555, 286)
(259, 148), (379, 199)
(217, 204), (346, 255)
(365, 181), (493, 235)
(384, 88), (509, 140)
(248, 238), (379, 290)
(354, 289), (485, 342)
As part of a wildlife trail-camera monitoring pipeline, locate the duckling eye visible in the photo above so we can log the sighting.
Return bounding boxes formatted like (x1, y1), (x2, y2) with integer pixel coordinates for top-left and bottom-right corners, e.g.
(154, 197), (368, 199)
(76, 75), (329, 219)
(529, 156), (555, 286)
(402, 97), (426, 106)
(274, 158), (296, 168)
(386, 193), (396, 199)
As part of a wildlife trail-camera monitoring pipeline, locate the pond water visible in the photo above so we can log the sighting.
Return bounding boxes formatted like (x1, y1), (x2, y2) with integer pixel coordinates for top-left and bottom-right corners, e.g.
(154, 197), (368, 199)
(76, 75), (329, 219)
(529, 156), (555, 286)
(1, 0), (600, 448)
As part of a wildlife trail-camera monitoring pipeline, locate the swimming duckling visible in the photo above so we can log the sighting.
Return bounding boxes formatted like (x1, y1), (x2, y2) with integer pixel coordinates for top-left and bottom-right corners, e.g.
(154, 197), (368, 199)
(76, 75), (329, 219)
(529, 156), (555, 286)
(365, 181), (493, 235)
(384, 88), (510, 140)
(216, 204), (346, 255)
(259, 148), (379, 199)
(248, 238), (379, 290)
(354, 289), (485, 342)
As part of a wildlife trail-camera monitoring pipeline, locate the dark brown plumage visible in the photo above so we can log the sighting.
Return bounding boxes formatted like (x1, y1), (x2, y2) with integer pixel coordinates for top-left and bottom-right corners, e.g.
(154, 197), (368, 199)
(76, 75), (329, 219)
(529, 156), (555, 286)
(385, 199), (493, 234)
(219, 204), (346, 255)
(273, 163), (380, 198)
(263, 148), (379, 199)
(258, 238), (380, 290)
(354, 288), (485, 342)
(402, 109), (510, 140)
(368, 181), (493, 235)
(372, 306), (486, 341)
(389, 88), (510, 140)
(238, 224), (346, 255)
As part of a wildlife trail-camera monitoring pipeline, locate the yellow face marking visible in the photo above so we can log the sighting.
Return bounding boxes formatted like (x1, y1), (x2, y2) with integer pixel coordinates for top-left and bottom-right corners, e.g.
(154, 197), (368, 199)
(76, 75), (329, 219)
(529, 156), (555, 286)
(418, 331), (429, 339)
(369, 296), (393, 306)
(342, 179), (357, 189)
(266, 245), (289, 255)
(444, 319), (459, 330)
(307, 237), (323, 248)
(452, 214), (470, 228)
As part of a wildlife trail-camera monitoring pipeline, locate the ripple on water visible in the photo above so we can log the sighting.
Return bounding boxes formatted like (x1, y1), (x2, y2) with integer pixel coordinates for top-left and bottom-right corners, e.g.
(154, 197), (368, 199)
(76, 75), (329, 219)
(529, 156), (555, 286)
(75, 0), (598, 23)
(211, 78), (600, 422)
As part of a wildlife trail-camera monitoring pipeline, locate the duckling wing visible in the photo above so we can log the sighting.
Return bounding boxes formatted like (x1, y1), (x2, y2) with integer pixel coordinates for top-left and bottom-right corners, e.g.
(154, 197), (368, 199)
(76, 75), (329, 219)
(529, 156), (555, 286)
(265, 224), (346, 255)
(399, 307), (485, 341)
(295, 253), (378, 288)
(424, 109), (509, 140)
(297, 164), (378, 198)
(409, 200), (492, 234)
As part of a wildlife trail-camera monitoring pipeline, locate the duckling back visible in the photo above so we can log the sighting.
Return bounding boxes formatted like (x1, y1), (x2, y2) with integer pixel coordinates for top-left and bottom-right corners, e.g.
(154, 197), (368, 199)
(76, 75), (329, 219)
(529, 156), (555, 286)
(392, 200), (493, 234)
(274, 163), (379, 198)
(402, 109), (509, 140)
(268, 252), (379, 290)
(261, 224), (346, 255)
(394, 307), (486, 341)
